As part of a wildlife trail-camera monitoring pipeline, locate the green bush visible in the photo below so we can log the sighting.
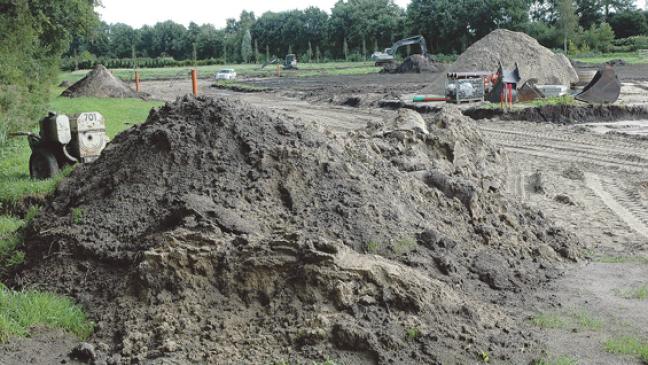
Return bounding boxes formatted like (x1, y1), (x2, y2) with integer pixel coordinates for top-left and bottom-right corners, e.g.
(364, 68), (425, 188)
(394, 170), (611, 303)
(61, 56), (226, 71)
(613, 35), (648, 51)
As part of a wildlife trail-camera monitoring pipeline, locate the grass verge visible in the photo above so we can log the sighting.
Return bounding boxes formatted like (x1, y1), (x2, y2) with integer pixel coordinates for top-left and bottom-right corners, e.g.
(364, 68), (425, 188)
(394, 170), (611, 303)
(0, 285), (94, 342)
(604, 336), (648, 362)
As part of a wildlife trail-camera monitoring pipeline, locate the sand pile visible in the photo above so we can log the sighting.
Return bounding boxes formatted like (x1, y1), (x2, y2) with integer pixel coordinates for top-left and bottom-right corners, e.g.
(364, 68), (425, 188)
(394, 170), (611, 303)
(61, 64), (142, 99)
(450, 29), (578, 85)
(394, 54), (444, 73)
(18, 97), (579, 364)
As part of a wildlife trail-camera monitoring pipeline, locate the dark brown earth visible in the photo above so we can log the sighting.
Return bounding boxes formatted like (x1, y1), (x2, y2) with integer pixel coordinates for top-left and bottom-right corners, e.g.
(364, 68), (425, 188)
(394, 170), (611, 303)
(12, 96), (581, 364)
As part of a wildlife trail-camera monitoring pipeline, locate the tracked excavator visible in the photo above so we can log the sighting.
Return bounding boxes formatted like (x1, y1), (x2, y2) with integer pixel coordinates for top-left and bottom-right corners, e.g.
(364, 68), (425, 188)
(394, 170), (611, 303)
(371, 35), (432, 72)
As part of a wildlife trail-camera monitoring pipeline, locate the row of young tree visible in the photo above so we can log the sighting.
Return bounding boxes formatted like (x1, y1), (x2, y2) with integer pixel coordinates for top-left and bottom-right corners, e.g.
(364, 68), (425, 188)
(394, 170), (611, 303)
(67, 0), (648, 67)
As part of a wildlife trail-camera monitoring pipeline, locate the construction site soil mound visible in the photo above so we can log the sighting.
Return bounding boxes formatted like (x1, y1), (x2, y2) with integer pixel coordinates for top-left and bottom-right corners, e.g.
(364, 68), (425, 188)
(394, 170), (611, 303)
(394, 54), (445, 74)
(450, 29), (578, 86)
(17, 97), (579, 364)
(61, 64), (144, 99)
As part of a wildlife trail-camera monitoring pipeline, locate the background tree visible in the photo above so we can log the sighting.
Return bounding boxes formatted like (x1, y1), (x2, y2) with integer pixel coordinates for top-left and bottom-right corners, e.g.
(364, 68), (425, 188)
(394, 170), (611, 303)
(241, 29), (253, 63)
(557, 0), (579, 52)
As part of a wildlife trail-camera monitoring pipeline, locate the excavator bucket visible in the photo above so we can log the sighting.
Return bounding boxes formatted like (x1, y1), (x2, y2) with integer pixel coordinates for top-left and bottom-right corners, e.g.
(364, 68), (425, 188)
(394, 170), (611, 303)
(518, 79), (545, 102)
(574, 66), (621, 104)
(486, 62), (521, 103)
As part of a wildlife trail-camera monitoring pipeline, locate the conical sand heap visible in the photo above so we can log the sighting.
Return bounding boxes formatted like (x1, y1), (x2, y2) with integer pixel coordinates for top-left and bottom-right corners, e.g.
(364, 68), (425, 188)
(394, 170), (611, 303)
(61, 64), (142, 99)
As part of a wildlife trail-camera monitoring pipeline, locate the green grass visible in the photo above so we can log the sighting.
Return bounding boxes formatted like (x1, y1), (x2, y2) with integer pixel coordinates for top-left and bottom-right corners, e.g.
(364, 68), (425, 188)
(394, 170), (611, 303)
(531, 313), (567, 329)
(604, 336), (648, 362)
(392, 238), (417, 255)
(0, 286), (94, 342)
(0, 216), (22, 237)
(572, 51), (648, 64)
(366, 241), (381, 254)
(59, 61), (380, 84)
(531, 310), (602, 331)
(405, 326), (421, 340)
(616, 285), (648, 300)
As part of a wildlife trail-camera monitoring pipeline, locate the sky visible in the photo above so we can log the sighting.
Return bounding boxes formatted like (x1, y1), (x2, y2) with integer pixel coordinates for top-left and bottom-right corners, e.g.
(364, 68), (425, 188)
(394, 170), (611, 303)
(98, 0), (412, 28)
(98, 0), (648, 28)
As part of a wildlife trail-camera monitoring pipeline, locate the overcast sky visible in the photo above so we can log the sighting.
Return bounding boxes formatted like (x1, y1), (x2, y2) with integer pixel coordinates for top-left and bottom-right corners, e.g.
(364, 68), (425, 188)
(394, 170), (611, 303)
(98, 0), (647, 28)
(98, 0), (411, 28)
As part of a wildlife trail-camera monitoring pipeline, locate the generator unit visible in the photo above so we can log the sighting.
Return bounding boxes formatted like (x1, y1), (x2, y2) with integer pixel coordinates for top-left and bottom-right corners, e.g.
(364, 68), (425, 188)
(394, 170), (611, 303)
(445, 72), (488, 103)
(26, 112), (108, 179)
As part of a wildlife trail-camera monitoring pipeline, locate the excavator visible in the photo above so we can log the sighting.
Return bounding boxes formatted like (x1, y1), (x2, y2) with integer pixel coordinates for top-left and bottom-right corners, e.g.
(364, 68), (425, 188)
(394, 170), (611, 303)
(371, 35), (431, 72)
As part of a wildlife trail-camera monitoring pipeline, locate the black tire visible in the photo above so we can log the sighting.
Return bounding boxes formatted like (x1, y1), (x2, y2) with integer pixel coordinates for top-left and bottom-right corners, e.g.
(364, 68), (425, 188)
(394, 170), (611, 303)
(29, 149), (60, 180)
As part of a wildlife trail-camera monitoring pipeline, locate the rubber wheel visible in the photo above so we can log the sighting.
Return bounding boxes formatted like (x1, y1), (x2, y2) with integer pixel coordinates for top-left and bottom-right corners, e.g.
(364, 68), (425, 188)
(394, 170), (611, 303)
(29, 149), (60, 180)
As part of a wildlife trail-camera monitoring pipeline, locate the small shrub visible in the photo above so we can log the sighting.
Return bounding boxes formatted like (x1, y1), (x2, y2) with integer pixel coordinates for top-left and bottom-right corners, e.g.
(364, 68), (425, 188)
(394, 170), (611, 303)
(71, 207), (84, 224)
(405, 327), (421, 340)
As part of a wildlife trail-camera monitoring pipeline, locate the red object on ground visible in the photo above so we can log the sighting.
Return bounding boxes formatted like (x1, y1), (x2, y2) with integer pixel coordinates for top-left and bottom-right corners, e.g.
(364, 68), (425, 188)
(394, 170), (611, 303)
(191, 69), (198, 96)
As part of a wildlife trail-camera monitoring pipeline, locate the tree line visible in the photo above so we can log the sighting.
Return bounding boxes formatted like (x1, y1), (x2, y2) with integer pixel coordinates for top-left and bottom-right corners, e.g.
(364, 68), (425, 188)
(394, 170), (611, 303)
(0, 0), (99, 142)
(66, 0), (648, 67)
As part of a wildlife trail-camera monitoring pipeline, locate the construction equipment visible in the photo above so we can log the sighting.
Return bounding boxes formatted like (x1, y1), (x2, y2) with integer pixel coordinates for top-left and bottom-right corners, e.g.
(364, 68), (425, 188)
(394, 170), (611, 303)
(486, 62), (521, 106)
(574, 65), (621, 104)
(261, 54), (298, 70)
(445, 72), (490, 103)
(371, 35), (430, 72)
(16, 112), (108, 180)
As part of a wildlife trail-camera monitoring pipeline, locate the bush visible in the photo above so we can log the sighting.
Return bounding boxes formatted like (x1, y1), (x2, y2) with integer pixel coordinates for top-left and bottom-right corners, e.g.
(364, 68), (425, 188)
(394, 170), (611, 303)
(580, 22), (615, 52)
(61, 56), (227, 71)
(613, 35), (648, 51)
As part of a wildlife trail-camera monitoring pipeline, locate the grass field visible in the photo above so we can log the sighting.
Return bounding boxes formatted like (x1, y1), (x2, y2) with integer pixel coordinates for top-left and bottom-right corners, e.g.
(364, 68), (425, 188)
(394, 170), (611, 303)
(572, 51), (648, 64)
(59, 61), (381, 84)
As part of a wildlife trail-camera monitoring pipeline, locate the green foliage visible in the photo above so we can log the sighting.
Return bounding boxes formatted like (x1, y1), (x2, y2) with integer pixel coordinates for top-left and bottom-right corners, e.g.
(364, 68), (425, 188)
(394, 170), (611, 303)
(0, 287), (94, 342)
(531, 313), (567, 329)
(366, 241), (382, 254)
(604, 336), (648, 362)
(0, 0), (99, 144)
(392, 238), (416, 255)
(531, 310), (602, 331)
(241, 29), (253, 63)
(405, 326), (421, 340)
(71, 208), (84, 225)
(609, 10), (648, 38)
(580, 22), (615, 52)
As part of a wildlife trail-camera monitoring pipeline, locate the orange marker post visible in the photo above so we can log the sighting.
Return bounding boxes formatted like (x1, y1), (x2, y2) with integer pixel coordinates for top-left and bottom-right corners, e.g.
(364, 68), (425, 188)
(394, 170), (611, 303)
(191, 69), (198, 96)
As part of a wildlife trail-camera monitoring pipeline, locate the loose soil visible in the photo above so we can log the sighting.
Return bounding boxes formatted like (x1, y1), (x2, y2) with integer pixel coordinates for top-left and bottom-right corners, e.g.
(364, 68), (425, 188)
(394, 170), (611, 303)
(62, 64), (145, 99)
(13, 97), (580, 364)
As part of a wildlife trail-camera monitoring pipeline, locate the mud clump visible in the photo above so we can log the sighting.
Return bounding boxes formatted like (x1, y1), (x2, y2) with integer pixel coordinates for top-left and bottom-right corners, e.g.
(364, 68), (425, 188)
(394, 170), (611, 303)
(61, 64), (144, 99)
(393, 54), (445, 73)
(18, 97), (579, 364)
(450, 29), (578, 86)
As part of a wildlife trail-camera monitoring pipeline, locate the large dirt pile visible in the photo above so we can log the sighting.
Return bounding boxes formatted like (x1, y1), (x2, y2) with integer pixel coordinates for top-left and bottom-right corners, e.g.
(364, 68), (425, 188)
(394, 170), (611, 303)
(18, 97), (579, 364)
(62, 64), (142, 98)
(450, 29), (578, 85)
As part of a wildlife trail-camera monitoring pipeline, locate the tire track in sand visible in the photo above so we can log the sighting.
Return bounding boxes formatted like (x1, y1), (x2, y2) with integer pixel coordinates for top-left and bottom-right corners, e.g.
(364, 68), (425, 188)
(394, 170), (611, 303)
(585, 173), (648, 239)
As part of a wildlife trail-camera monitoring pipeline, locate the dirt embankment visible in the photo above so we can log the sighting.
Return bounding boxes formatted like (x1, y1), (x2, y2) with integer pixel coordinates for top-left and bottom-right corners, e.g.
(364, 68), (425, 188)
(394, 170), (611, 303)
(15, 97), (579, 364)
